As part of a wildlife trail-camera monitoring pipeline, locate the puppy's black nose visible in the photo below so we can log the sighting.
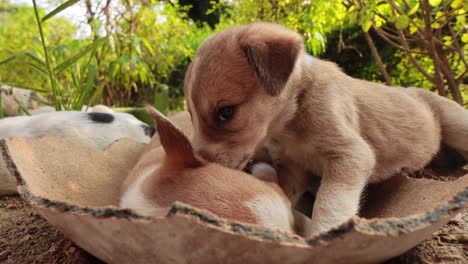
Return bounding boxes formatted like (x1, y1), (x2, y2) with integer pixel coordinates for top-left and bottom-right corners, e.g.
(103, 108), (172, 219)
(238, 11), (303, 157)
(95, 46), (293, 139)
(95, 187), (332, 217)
(142, 125), (156, 137)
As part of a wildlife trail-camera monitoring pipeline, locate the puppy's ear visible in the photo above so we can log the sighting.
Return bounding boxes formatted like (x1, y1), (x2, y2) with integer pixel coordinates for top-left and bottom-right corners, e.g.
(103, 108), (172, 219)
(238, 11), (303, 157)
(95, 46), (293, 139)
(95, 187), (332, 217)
(240, 23), (303, 96)
(145, 105), (202, 168)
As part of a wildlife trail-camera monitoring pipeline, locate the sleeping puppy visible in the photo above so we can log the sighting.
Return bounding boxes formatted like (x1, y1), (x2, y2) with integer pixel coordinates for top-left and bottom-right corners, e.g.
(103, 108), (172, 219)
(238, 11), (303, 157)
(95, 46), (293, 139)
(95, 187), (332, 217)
(0, 110), (156, 196)
(0, 110), (155, 149)
(184, 22), (468, 236)
(120, 106), (298, 234)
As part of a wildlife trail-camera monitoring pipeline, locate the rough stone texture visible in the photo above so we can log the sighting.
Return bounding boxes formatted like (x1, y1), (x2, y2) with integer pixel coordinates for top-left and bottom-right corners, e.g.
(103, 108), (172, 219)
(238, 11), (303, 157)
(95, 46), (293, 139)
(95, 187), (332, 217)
(388, 209), (468, 263)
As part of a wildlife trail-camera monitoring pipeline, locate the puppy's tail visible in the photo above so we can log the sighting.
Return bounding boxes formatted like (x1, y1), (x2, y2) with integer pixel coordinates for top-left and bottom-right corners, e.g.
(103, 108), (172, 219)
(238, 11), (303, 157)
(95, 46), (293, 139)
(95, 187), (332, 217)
(406, 88), (468, 160)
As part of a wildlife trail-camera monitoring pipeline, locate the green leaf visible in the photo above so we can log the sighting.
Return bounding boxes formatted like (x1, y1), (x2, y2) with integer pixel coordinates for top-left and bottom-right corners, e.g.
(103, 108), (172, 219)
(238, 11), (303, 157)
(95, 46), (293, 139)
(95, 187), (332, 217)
(348, 12), (357, 24)
(42, 0), (80, 22)
(25, 51), (46, 66)
(431, 22), (441, 29)
(26, 62), (48, 75)
(54, 37), (107, 75)
(408, 3), (420, 15)
(395, 15), (410, 30)
(30, 95), (52, 106)
(362, 20), (372, 32)
(462, 33), (468, 43)
(74, 64), (97, 109)
(88, 83), (105, 107)
(0, 54), (16, 65)
(450, 0), (463, 8)
(141, 37), (155, 56)
(429, 0), (441, 7)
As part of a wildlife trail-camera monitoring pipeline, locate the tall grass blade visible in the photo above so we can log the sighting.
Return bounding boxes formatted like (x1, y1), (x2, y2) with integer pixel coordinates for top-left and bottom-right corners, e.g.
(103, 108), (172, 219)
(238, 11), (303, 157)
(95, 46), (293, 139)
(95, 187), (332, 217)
(74, 64), (96, 109)
(25, 51), (46, 66)
(14, 97), (31, 116)
(0, 54), (16, 65)
(54, 37), (107, 75)
(26, 62), (48, 75)
(88, 83), (105, 107)
(30, 96), (52, 106)
(33, 0), (62, 110)
(0, 91), (3, 118)
(42, 0), (79, 22)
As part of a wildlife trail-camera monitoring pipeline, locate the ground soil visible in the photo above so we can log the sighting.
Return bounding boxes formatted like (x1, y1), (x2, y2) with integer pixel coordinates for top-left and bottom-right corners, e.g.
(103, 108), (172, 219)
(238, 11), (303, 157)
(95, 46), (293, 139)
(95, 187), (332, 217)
(0, 152), (467, 263)
(0, 195), (102, 264)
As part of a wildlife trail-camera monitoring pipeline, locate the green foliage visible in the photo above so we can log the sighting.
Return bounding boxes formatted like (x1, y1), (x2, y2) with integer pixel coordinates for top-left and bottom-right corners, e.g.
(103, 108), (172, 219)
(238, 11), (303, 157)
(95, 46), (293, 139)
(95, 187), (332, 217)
(89, 1), (206, 108)
(348, 0), (467, 104)
(1, 0), (466, 112)
(0, 4), (75, 92)
(0, 1), (104, 111)
(210, 0), (347, 55)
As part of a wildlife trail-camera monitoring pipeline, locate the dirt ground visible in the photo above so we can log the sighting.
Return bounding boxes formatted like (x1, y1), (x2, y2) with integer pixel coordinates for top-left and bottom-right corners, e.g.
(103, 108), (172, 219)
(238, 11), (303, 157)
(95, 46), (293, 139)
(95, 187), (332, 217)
(0, 149), (467, 263)
(0, 195), (102, 264)
(1, 192), (466, 263)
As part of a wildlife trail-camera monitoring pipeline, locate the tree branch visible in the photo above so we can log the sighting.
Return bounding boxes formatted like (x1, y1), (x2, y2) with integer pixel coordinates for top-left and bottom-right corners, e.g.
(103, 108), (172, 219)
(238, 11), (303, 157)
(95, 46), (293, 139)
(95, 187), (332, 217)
(364, 31), (392, 85)
(420, 0), (446, 97)
(372, 25), (430, 56)
(396, 29), (436, 83)
(443, 4), (468, 69)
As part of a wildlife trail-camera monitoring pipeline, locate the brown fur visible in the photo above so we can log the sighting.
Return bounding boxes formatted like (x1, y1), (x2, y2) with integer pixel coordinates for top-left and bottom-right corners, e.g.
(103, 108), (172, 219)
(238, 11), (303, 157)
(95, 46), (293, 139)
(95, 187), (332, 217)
(185, 22), (468, 235)
(120, 106), (295, 233)
(121, 111), (192, 191)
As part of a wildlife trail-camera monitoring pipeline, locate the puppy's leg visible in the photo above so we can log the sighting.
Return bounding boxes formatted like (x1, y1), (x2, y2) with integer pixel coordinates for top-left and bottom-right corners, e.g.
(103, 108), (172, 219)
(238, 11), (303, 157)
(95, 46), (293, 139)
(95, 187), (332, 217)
(293, 209), (313, 237)
(310, 138), (375, 235)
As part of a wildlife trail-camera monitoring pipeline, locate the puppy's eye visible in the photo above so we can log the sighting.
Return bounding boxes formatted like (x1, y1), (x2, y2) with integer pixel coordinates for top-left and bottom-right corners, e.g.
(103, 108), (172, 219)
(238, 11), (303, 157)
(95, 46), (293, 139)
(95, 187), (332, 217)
(217, 105), (235, 122)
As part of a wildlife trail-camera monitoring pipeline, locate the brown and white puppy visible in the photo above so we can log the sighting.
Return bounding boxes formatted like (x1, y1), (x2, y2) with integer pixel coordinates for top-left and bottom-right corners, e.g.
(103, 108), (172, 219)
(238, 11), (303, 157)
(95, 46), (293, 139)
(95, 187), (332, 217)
(184, 22), (468, 236)
(120, 106), (297, 234)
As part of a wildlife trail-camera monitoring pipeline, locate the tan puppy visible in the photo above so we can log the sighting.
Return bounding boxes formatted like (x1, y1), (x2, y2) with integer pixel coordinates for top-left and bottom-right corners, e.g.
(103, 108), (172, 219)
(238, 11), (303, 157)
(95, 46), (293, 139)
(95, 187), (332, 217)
(184, 22), (468, 235)
(120, 106), (297, 234)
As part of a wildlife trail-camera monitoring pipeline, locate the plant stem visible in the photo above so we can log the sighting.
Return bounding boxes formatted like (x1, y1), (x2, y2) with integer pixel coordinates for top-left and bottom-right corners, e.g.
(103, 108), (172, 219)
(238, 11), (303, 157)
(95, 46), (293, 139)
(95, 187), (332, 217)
(0, 91), (3, 118)
(32, 0), (61, 110)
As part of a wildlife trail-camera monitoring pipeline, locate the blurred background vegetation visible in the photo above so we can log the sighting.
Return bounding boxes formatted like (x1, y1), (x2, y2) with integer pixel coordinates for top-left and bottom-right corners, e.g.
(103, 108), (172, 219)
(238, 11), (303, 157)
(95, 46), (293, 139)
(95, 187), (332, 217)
(0, 0), (466, 115)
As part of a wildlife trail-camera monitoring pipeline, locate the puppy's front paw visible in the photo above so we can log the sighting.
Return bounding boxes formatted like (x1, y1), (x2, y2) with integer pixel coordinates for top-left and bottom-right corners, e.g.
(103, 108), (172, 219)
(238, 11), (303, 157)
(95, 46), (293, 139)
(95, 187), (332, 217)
(250, 162), (278, 183)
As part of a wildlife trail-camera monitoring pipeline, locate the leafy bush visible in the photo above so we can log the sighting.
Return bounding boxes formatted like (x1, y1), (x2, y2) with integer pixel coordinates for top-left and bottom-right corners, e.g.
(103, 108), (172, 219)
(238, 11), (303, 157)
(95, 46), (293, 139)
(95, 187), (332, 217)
(1, 0), (466, 113)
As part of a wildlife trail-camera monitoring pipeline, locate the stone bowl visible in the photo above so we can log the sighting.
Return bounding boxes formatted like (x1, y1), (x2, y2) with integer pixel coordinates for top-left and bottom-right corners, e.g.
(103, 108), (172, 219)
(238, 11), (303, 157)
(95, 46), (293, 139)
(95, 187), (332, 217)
(1, 137), (466, 264)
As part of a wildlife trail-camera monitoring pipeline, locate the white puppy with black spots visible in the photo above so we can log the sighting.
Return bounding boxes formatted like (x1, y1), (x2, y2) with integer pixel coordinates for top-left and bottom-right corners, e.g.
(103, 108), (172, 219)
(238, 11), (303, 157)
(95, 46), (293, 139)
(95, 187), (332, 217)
(0, 111), (155, 148)
(0, 110), (155, 195)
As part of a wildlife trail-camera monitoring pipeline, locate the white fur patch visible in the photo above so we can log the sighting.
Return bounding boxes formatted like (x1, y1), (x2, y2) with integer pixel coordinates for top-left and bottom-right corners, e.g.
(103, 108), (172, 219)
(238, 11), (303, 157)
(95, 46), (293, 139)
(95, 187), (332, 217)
(244, 194), (294, 233)
(120, 165), (165, 217)
(0, 111), (152, 149)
